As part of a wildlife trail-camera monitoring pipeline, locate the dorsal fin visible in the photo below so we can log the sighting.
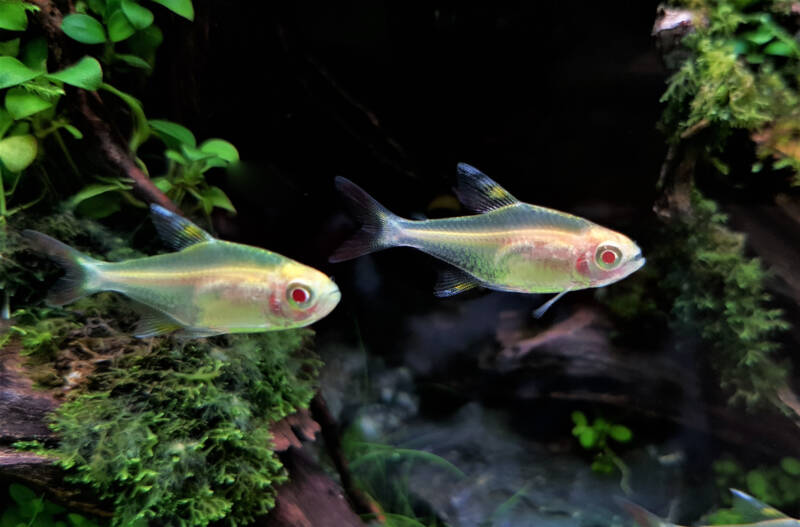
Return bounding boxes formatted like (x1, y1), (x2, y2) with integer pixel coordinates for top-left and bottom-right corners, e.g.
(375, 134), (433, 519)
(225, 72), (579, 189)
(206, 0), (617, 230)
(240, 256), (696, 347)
(454, 163), (520, 213)
(150, 204), (215, 250)
(729, 489), (789, 522)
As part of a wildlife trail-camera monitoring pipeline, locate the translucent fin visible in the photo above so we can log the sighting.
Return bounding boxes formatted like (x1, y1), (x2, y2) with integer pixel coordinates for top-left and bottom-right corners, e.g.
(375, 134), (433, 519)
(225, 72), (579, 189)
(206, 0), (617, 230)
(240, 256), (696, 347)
(150, 204), (215, 251)
(729, 489), (789, 522)
(615, 498), (675, 527)
(22, 230), (100, 306)
(533, 289), (570, 318)
(433, 267), (481, 297)
(131, 303), (184, 338)
(329, 177), (402, 263)
(454, 163), (520, 213)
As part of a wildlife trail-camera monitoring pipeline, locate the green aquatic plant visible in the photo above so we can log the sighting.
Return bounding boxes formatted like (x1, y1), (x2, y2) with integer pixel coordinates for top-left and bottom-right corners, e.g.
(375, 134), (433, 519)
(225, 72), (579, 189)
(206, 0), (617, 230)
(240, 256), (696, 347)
(712, 456), (800, 511)
(661, 0), (800, 182)
(570, 411), (633, 494)
(0, 482), (102, 527)
(343, 426), (462, 527)
(665, 189), (789, 408)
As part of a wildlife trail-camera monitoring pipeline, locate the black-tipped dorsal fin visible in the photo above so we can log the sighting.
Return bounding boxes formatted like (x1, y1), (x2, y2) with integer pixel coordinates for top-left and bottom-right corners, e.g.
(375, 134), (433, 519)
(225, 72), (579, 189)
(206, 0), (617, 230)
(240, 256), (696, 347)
(729, 489), (789, 522)
(454, 163), (520, 213)
(150, 204), (215, 250)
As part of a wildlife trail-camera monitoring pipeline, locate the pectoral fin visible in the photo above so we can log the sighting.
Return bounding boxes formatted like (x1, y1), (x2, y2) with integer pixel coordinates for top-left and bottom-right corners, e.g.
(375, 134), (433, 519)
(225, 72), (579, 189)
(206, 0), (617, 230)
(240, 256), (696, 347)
(533, 289), (570, 318)
(433, 267), (481, 297)
(150, 204), (215, 250)
(454, 163), (520, 213)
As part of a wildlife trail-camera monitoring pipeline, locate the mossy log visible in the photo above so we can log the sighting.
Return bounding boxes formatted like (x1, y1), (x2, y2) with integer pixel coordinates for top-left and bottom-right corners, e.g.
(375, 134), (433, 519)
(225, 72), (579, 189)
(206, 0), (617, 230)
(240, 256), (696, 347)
(0, 341), (363, 526)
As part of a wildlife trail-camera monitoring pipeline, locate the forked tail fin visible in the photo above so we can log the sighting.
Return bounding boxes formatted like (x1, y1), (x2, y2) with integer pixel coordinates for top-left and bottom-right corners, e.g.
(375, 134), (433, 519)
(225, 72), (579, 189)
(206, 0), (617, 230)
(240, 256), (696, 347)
(22, 230), (102, 306)
(329, 176), (404, 262)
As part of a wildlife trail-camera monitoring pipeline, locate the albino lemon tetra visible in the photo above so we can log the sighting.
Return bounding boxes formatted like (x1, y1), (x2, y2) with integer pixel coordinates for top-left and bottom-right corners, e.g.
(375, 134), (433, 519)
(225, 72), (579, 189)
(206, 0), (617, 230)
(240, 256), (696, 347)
(330, 163), (644, 317)
(24, 205), (341, 337)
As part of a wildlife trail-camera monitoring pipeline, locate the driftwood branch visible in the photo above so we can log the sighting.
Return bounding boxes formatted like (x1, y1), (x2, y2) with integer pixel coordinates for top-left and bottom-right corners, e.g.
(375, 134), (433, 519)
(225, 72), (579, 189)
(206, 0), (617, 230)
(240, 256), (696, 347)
(493, 307), (800, 457)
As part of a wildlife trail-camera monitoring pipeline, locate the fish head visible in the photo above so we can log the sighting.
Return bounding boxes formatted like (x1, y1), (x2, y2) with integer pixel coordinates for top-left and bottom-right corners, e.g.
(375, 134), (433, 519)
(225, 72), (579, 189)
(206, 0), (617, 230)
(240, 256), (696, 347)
(574, 226), (645, 288)
(271, 262), (341, 327)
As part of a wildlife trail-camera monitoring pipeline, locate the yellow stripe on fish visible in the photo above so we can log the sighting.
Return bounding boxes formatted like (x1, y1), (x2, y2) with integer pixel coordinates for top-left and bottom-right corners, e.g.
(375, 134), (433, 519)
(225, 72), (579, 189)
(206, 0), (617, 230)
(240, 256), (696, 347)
(23, 205), (340, 338)
(330, 163), (644, 317)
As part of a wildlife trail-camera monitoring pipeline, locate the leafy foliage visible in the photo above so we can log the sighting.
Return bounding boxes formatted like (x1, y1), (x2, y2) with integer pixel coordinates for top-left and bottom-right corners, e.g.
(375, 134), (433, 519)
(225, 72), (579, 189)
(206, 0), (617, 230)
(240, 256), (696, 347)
(712, 456), (800, 512)
(661, 0), (800, 182)
(570, 411), (632, 493)
(0, 482), (101, 527)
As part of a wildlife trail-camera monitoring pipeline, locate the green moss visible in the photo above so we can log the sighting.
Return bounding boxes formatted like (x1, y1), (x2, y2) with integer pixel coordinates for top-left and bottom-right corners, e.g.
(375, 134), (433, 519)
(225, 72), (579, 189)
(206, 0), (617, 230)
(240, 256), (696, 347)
(661, 0), (800, 181)
(45, 327), (320, 526)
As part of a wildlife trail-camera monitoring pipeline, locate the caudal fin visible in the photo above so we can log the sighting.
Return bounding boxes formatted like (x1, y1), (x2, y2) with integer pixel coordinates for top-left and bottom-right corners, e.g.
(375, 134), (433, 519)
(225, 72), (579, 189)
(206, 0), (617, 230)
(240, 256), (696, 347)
(22, 230), (101, 306)
(329, 177), (403, 262)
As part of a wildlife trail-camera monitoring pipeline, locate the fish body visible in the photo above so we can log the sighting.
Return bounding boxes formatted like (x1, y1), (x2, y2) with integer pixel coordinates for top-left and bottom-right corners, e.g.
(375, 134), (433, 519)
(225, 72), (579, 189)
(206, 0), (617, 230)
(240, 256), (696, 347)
(24, 205), (340, 337)
(331, 163), (644, 314)
(619, 489), (800, 527)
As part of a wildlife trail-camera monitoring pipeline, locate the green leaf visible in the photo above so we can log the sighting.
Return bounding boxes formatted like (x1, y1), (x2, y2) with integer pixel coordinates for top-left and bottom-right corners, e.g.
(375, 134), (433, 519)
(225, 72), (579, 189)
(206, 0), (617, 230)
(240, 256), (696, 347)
(743, 26), (774, 45)
(571, 411), (587, 427)
(47, 57), (103, 90)
(121, 0), (153, 29)
(578, 428), (596, 449)
(61, 14), (106, 44)
(76, 192), (122, 218)
(5, 88), (53, 119)
(165, 149), (187, 165)
(609, 425), (632, 443)
(201, 185), (236, 213)
(763, 40), (794, 57)
(149, 119), (195, 148)
(0, 56), (41, 89)
(62, 123), (84, 139)
(114, 53), (151, 69)
(149, 0), (193, 20)
(200, 138), (239, 163)
(21, 37), (48, 71)
(127, 24), (162, 63)
(107, 9), (135, 42)
(746, 470), (769, 498)
(0, 108), (12, 138)
(0, 37), (20, 56)
(8, 483), (35, 506)
(180, 143), (210, 162)
(0, 134), (37, 171)
(67, 183), (126, 208)
(152, 176), (172, 193)
(0, 1), (28, 31)
(781, 457), (800, 476)
(745, 53), (765, 64)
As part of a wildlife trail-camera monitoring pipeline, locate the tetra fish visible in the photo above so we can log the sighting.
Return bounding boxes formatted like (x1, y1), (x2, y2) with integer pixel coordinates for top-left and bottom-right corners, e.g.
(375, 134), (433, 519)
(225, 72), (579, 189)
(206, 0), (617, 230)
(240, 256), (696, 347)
(24, 205), (340, 337)
(330, 163), (644, 316)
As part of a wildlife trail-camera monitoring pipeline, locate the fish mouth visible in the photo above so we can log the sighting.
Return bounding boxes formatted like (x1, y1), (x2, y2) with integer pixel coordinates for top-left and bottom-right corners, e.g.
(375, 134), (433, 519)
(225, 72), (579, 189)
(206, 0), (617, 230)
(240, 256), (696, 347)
(317, 287), (342, 317)
(629, 251), (646, 272)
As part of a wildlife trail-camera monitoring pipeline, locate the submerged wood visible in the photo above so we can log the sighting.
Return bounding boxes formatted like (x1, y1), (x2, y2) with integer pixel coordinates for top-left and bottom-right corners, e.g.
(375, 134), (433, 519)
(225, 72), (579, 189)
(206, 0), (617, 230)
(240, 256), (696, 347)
(493, 307), (800, 457)
(0, 341), (362, 526)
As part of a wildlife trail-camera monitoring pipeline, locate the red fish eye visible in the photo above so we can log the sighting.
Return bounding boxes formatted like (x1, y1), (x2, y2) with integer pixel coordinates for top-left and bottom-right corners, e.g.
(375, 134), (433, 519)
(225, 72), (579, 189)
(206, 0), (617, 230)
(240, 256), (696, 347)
(291, 287), (309, 303)
(601, 250), (616, 265)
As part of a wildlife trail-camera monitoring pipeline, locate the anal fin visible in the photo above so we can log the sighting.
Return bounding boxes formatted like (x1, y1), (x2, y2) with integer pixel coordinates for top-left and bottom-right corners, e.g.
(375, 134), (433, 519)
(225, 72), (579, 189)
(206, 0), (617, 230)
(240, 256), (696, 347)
(433, 268), (481, 297)
(131, 303), (185, 338)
